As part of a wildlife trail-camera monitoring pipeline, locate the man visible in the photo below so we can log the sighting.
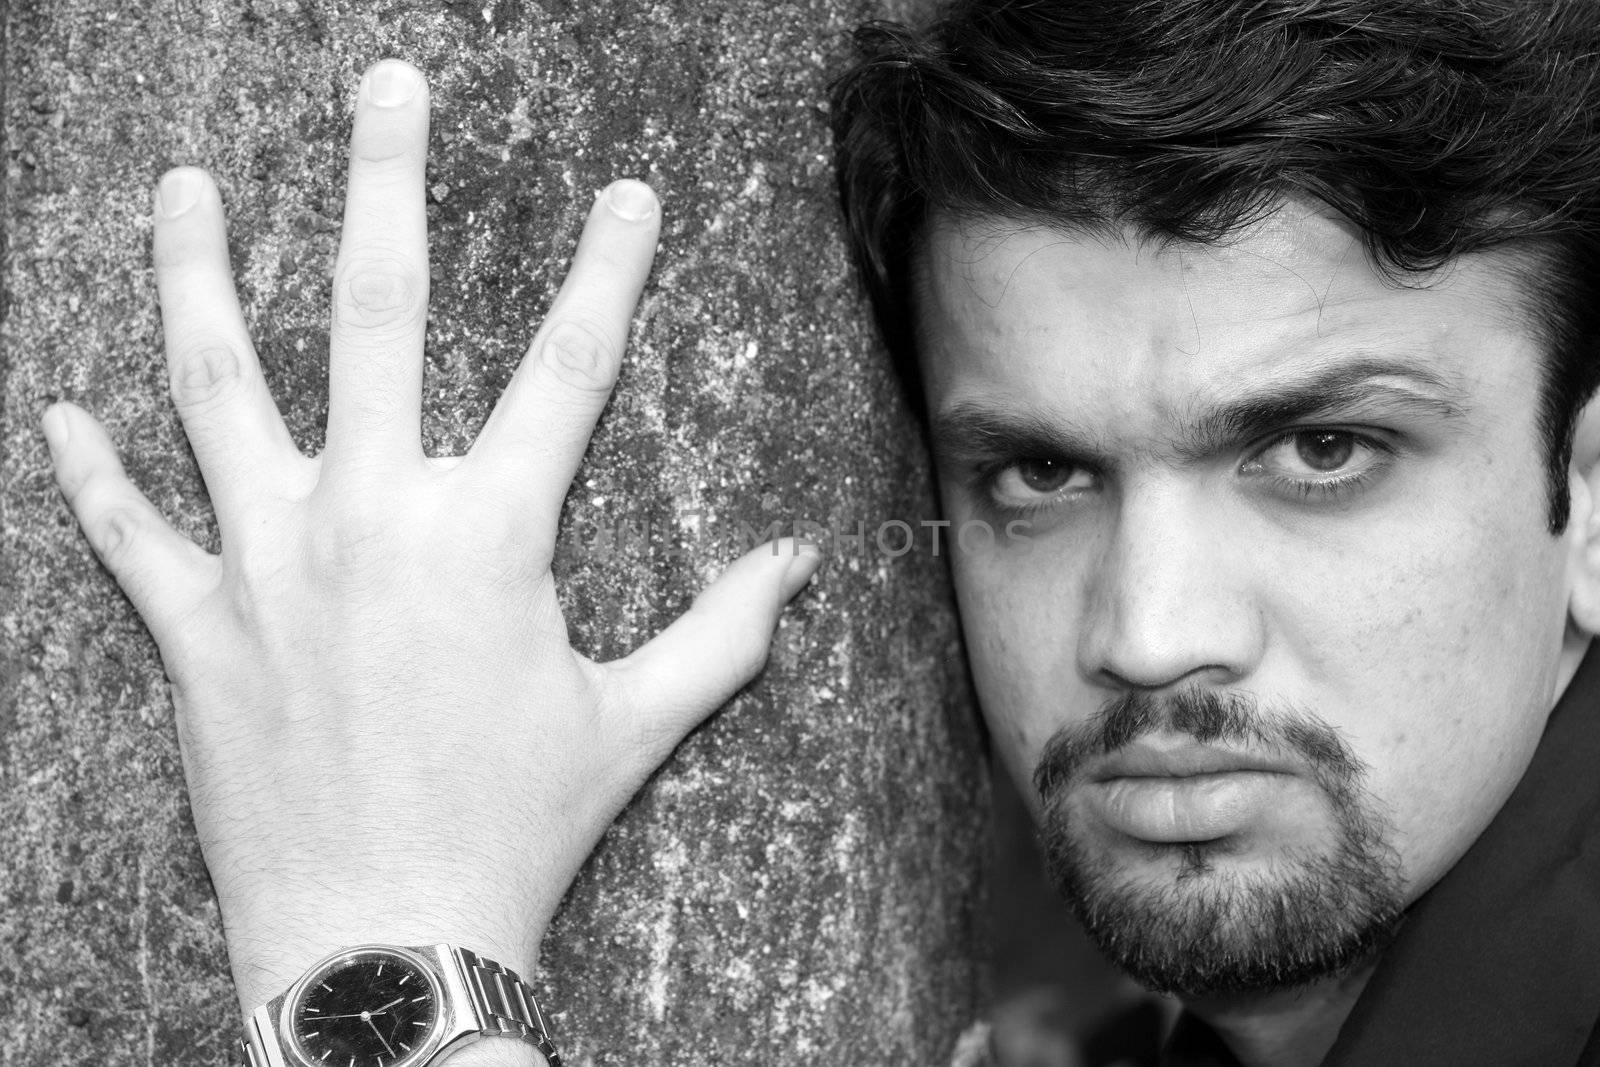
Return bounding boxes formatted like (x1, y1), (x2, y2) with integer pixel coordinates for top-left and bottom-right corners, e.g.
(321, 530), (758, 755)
(830, 2), (1600, 1063)
(38, 4), (1600, 1067)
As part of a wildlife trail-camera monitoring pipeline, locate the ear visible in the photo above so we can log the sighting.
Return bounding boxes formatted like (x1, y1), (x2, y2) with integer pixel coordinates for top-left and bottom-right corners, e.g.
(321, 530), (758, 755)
(1565, 392), (1600, 636)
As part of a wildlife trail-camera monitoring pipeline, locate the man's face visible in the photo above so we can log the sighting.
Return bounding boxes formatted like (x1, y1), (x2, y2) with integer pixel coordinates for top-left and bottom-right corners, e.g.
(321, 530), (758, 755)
(918, 203), (1581, 995)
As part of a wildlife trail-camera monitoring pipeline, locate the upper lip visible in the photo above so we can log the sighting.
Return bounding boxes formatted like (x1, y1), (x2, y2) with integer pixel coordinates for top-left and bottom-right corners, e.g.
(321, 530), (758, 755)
(1088, 735), (1299, 782)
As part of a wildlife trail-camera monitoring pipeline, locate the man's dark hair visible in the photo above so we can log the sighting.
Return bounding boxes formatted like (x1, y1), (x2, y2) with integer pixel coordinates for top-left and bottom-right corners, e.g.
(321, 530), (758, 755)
(831, 0), (1600, 531)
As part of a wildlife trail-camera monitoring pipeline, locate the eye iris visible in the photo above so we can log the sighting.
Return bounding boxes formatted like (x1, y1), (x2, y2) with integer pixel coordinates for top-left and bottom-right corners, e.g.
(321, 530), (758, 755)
(1296, 432), (1354, 472)
(1018, 459), (1070, 493)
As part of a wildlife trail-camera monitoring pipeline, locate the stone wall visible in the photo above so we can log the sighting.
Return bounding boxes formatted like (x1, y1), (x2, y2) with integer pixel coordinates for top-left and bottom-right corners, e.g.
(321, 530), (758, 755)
(0, 1), (985, 1064)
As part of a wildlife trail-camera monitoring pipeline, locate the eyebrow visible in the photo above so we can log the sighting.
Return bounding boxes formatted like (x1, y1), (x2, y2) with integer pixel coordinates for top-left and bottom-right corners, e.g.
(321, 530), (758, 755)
(931, 404), (1106, 467)
(930, 356), (1470, 467)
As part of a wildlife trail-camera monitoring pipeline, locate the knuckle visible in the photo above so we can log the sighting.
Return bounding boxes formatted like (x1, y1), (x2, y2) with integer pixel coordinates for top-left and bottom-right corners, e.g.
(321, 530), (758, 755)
(223, 549), (304, 639)
(727, 631), (773, 681)
(57, 443), (128, 506)
(686, 598), (772, 680)
(152, 235), (192, 271)
(168, 337), (248, 412)
(52, 454), (92, 500)
(333, 257), (425, 336)
(630, 714), (685, 765)
(353, 141), (415, 167)
(453, 494), (516, 546)
(152, 224), (212, 271)
(91, 505), (141, 571)
(438, 498), (543, 587)
(228, 546), (292, 613)
(539, 318), (619, 393)
(351, 128), (425, 167)
(304, 496), (404, 581)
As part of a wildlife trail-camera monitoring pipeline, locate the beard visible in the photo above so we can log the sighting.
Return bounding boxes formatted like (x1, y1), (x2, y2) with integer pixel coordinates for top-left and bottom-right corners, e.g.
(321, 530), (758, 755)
(1034, 687), (1406, 999)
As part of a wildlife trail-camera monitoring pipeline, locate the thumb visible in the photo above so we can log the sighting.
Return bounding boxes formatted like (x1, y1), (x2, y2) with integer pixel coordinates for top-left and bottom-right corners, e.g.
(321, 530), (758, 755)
(605, 536), (823, 751)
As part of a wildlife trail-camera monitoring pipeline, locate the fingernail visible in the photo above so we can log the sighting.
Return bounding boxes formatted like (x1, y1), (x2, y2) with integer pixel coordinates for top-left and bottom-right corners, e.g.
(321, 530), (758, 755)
(158, 168), (203, 217)
(41, 404), (70, 453)
(604, 179), (657, 221)
(366, 61), (420, 107)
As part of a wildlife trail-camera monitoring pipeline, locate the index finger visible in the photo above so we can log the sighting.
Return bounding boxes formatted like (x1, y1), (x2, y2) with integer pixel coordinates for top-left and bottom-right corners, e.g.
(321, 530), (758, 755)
(466, 180), (661, 514)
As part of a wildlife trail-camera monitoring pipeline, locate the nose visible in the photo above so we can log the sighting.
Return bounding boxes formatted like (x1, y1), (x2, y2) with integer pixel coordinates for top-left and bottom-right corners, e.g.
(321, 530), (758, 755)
(1078, 480), (1265, 691)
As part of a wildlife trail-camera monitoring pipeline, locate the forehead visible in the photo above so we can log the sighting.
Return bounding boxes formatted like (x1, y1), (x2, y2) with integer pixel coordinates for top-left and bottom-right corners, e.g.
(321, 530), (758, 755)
(914, 203), (1541, 431)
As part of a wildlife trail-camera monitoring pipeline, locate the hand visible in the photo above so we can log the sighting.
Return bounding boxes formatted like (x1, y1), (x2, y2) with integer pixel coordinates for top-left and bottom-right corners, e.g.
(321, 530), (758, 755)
(41, 57), (821, 1021)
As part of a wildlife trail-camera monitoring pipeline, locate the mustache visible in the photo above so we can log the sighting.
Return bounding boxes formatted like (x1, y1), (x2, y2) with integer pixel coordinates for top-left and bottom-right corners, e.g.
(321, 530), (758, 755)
(1031, 687), (1367, 800)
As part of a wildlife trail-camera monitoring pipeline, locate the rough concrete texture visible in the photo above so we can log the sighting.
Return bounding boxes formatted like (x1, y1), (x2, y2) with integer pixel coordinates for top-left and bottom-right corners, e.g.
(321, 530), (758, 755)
(1, 0), (986, 1064)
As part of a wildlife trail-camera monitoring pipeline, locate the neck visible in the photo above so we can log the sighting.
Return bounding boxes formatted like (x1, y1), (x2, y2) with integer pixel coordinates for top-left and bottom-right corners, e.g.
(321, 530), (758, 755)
(1184, 962), (1377, 1067)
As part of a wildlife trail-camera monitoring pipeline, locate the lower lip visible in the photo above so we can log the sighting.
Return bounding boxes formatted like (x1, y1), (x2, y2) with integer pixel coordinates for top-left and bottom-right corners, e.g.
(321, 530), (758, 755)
(1084, 772), (1292, 843)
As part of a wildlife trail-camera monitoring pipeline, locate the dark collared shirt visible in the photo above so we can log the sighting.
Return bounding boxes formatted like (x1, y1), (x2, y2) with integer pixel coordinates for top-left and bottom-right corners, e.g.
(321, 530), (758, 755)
(1164, 645), (1600, 1066)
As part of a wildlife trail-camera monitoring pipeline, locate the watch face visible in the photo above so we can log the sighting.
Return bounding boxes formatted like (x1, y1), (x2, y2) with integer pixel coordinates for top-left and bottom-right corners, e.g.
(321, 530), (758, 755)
(288, 949), (441, 1067)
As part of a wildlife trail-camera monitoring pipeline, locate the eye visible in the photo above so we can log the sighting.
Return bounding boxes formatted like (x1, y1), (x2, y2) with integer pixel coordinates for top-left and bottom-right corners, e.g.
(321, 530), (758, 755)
(1242, 429), (1393, 500)
(986, 458), (1096, 509)
(1288, 431), (1355, 472)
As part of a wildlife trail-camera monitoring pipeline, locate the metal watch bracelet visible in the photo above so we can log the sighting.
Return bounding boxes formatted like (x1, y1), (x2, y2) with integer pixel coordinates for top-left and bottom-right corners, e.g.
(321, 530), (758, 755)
(456, 948), (562, 1066)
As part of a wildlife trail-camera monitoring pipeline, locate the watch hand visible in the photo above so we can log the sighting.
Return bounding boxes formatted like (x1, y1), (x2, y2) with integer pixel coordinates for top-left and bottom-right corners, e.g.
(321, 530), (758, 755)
(314, 998), (406, 1022)
(366, 1015), (396, 1057)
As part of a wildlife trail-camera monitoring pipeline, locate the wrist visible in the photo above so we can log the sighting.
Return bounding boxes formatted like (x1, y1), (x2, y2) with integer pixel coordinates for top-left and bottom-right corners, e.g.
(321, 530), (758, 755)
(436, 1045), (549, 1067)
(234, 940), (560, 1067)
(228, 934), (543, 1018)
(221, 895), (548, 1013)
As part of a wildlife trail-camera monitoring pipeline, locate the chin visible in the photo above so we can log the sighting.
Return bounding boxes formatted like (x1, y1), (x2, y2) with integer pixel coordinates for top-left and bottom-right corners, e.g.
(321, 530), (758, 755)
(1043, 813), (1406, 998)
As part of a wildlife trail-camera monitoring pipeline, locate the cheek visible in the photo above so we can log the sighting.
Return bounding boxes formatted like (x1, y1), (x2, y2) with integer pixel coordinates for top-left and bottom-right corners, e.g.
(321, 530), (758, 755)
(952, 548), (1084, 805)
(1267, 496), (1569, 896)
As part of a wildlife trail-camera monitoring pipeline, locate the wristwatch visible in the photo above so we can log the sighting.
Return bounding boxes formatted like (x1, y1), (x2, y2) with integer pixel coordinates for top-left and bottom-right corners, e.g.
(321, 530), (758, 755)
(237, 943), (562, 1066)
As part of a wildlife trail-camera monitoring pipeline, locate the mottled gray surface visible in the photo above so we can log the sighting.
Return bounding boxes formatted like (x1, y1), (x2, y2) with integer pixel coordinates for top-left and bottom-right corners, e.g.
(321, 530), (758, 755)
(0, 1), (985, 1064)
